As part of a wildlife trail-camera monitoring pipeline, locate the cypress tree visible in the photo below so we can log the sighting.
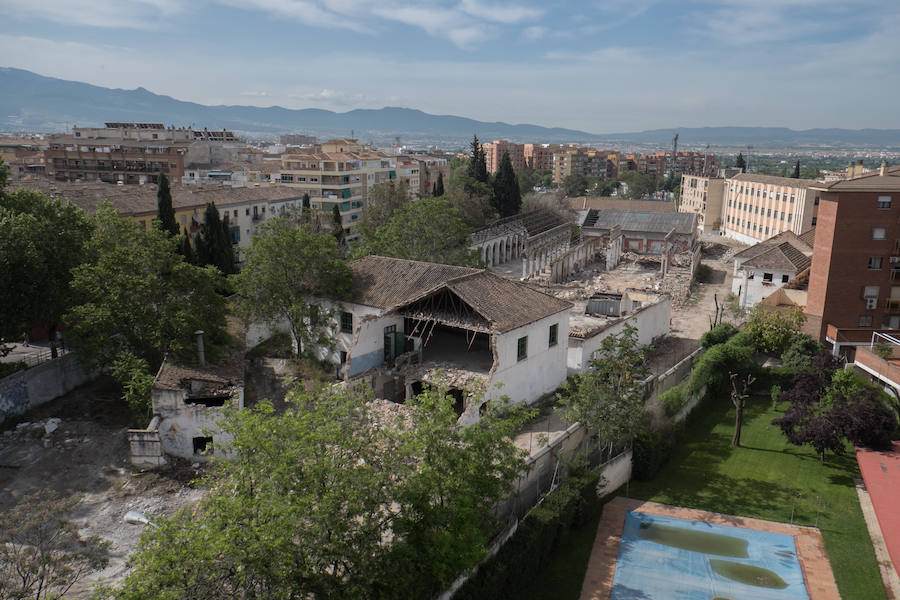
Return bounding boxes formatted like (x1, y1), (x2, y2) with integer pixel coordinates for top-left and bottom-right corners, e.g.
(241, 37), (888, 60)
(468, 135), (488, 184)
(180, 227), (195, 265)
(156, 173), (179, 236)
(792, 160), (801, 178)
(432, 181), (437, 197)
(220, 213), (236, 274)
(436, 172), (445, 196)
(332, 205), (346, 249)
(198, 201), (233, 274)
(492, 152), (521, 218)
(735, 152), (746, 173)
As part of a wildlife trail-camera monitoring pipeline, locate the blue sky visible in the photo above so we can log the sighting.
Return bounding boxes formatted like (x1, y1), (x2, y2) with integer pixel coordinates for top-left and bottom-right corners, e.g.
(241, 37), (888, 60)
(1, 0), (899, 132)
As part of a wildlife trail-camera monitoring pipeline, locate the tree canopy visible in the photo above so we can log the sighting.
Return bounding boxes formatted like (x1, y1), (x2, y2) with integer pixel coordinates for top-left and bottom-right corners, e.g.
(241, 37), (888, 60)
(559, 324), (649, 446)
(354, 197), (480, 267)
(492, 152), (521, 218)
(65, 202), (228, 370)
(356, 179), (411, 243)
(155, 173), (179, 237)
(232, 218), (353, 357)
(735, 152), (747, 172)
(108, 380), (530, 599)
(745, 305), (806, 354)
(196, 202), (235, 275)
(0, 186), (93, 348)
(467, 135), (488, 184)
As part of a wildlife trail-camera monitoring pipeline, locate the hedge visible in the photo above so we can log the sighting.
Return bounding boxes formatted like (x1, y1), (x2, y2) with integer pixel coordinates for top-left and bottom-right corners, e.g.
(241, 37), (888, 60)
(453, 463), (601, 600)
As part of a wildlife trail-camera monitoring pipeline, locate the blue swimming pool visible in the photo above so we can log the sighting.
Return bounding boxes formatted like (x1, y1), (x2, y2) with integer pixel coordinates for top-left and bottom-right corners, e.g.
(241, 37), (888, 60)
(610, 512), (810, 600)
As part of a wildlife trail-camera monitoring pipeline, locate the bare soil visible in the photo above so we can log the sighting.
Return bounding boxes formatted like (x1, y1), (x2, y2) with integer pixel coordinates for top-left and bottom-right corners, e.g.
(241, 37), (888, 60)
(0, 377), (204, 597)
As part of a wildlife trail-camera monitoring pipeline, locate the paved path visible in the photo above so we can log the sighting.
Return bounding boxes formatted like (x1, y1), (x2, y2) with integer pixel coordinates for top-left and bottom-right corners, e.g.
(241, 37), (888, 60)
(855, 478), (900, 599)
(579, 497), (840, 600)
(857, 442), (900, 598)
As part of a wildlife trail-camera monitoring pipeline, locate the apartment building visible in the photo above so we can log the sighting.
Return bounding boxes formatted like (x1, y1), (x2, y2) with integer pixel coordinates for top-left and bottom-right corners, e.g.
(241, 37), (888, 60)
(275, 139), (395, 240)
(416, 155), (451, 196)
(394, 157), (421, 196)
(523, 144), (563, 171)
(552, 149), (611, 184)
(277, 133), (317, 146)
(806, 165), (900, 354)
(482, 140), (526, 173)
(668, 152), (719, 177)
(721, 173), (818, 244)
(679, 174), (725, 232)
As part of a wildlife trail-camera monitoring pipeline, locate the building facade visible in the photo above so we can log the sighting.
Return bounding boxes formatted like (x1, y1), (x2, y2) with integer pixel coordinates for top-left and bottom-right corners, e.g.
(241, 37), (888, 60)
(680, 174), (725, 232)
(721, 173), (818, 244)
(731, 231), (813, 309)
(806, 165), (900, 354)
(483, 140), (526, 174)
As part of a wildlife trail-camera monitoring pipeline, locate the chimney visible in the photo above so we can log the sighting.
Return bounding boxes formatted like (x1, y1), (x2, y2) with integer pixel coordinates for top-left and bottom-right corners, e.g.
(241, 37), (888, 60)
(881, 160), (887, 176)
(195, 330), (206, 367)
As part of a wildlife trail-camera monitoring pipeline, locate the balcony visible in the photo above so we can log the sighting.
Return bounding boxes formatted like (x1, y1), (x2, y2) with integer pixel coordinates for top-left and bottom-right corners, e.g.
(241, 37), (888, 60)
(855, 335), (900, 389)
(885, 299), (900, 313)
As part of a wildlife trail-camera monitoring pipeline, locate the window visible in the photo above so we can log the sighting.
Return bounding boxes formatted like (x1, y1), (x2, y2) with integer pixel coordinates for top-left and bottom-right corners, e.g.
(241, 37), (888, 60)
(811, 217), (817, 226)
(766, 208), (771, 217)
(878, 196), (892, 210)
(340, 311), (353, 333)
(763, 272), (774, 282)
(193, 436), (213, 455)
(245, 208), (250, 216)
(548, 324), (558, 347)
(883, 315), (900, 329)
(873, 227), (888, 240)
(340, 351), (347, 364)
(782, 274), (790, 283)
(864, 285), (880, 309)
(814, 195), (820, 206)
(859, 315), (873, 327)
(869, 257), (883, 270)
(517, 336), (528, 361)
(233, 209), (238, 218)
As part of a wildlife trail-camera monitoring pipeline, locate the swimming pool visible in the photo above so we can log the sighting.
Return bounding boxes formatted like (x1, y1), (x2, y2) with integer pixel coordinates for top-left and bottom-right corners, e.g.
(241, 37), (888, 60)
(610, 511), (810, 600)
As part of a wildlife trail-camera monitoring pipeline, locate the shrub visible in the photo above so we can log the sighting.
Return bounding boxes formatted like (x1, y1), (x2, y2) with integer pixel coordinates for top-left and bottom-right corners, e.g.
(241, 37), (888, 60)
(700, 323), (737, 348)
(781, 334), (822, 370)
(873, 342), (893, 360)
(632, 421), (682, 481)
(660, 381), (689, 418)
(453, 462), (601, 600)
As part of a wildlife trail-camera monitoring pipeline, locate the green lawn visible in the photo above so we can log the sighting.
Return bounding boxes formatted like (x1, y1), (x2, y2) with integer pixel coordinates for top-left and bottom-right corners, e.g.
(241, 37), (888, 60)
(525, 394), (887, 600)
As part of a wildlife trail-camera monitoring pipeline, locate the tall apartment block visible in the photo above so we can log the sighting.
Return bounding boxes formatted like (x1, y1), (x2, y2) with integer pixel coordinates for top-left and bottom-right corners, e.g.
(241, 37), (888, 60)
(680, 174), (725, 232)
(523, 144), (563, 171)
(482, 140), (526, 174)
(806, 165), (900, 354)
(275, 139), (395, 241)
(45, 123), (196, 184)
(721, 173), (818, 244)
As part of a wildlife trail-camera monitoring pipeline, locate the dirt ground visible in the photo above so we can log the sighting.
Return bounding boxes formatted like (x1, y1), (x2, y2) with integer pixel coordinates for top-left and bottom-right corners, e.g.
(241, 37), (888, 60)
(0, 377), (204, 597)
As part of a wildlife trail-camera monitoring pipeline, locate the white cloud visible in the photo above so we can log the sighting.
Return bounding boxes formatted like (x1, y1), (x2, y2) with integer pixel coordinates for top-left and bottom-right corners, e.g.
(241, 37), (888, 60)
(458, 0), (542, 24)
(522, 25), (546, 40)
(0, 0), (183, 29)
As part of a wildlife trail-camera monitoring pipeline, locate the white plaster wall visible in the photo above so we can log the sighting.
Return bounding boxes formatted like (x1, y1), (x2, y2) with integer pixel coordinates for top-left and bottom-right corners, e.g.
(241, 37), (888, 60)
(488, 310), (570, 406)
(152, 387), (243, 461)
(567, 297), (672, 374)
(732, 267), (793, 308)
(345, 306), (404, 377)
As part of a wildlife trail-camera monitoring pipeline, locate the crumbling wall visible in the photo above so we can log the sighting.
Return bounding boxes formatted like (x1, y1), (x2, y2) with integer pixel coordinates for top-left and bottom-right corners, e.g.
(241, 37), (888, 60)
(0, 353), (94, 425)
(128, 416), (167, 469)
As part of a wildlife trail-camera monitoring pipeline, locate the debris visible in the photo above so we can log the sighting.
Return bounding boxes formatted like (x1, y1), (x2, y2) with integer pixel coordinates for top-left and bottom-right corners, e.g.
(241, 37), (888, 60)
(44, 417), (62, 435)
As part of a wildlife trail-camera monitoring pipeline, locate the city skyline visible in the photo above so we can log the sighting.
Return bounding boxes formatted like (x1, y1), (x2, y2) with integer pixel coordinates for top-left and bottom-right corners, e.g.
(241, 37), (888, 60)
(1, 1), (899, 133)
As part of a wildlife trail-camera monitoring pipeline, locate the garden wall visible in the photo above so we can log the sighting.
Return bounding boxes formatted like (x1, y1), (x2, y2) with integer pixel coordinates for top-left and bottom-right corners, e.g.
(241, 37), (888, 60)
(0, 353), (94, 425)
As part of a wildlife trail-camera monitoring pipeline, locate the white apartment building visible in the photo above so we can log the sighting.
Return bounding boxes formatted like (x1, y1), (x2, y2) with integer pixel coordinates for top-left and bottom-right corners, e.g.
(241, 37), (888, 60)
(722, 173), (819, 244)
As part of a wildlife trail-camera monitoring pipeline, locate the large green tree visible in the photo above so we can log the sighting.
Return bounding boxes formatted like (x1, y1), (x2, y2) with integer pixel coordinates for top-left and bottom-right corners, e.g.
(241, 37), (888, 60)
(232, 218), (353, 357)
(492, 152), (522, 218)
(562, 173), (591, 197)
(66, 202), (228, 370)
(356, 180), (411, 243)
(735, 152), (747, 172)
(467, 135), (488, 184)
(0, 187), (93, 355)
(435, 172), (445, 197)
(559, 324), (649, 447)
(108, 380), (529, 599)
(155, 173), (179, 237)
(196, 202), (235, 275)
(354, 197), (479, 267)
(791, 160), (801, 179)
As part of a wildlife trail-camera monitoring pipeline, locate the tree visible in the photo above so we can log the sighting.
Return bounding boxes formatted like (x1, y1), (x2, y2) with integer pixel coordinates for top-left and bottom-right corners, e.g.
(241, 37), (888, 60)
(745, 305), (806, 354)
(444, 172), (497, 229)
(791, 160), (801, 179)
(356, 180), (411, 243)
(301, 192), (311, 221)
(66, 202), (228, 370)
(435, 172), (445, 197)
(559, 324), (648, 447)
(618, 170), (656, 199)
(492, 152), (521, 218)
(0, 188), (93, 357)
(467, 135), (488, 184)
(735, 152), (747, 172)
(562, 173), (590, 197)
(0, 491), (109, 600)
(179, 227), (195, 265)
(196, 202), (234, 275)
(155, 173), (179, 237)
(729, 372), (756, 447)
(354, 197), (479, 267)
(232, 218), (353, 357)
(332, 204), (346, 249)
(108, 380), (529, 599)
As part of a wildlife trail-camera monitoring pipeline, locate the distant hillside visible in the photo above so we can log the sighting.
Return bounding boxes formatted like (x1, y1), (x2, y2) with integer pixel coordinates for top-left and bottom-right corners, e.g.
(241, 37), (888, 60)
(2, 67), (899, 149)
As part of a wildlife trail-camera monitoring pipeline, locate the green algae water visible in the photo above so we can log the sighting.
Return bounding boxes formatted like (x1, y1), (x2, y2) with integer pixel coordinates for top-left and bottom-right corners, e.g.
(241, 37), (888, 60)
(710, 559), (790, 589)
(638, 522), (749, 557)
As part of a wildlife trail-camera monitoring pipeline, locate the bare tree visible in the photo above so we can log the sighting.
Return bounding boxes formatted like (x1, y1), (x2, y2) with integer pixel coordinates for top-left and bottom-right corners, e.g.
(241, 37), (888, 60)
(730, 372), (756, 447)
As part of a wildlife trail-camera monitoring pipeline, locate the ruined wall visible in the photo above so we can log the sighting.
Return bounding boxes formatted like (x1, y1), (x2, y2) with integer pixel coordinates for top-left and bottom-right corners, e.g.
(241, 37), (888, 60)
(488, 311), (570, 406)
(152, 387), (242, 462)
(567, 297), (672, 374)
(347, 309), (403, 377)
(128, 416), (166, 469)
(0, 353), (94, 425)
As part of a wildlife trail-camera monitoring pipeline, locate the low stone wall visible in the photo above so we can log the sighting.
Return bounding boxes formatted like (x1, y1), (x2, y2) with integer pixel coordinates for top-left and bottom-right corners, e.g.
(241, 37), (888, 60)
(128, 416), (167, 469)
(0, 353), (94, 425)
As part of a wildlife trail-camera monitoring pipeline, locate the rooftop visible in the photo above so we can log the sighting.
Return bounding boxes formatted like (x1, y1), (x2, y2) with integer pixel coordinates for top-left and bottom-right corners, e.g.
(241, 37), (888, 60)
(811, 165), (900, 192)
(566, 197), (676, 213)
(728, 173), (817, 188)
(741, 241), (812, 272)
(349, 256), (572, 333)
(582, 209), (697, 235)
(733, 230), (813, 263)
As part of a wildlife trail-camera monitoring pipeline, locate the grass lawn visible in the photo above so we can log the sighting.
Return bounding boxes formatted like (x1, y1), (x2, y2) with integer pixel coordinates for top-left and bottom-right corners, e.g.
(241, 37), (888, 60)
(524, 393), (887, 600)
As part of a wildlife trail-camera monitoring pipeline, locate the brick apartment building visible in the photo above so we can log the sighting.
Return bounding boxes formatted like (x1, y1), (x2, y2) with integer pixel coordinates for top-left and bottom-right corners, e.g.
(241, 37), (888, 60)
(482, 140), (526, 174)
(806, 165), (900, 355)
(722, 173), (819, 244)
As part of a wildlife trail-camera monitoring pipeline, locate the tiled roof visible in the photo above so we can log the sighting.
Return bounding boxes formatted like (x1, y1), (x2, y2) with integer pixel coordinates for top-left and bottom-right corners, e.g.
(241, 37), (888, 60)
(733, 230), (812, 261)
(798, 227), (816, 246)
(811, 165), (900, 192)
(582, 209), (697, 235)
(566, 197), (676, 213)
(742, 241), (811, 272)
(349, 256), (571, 333)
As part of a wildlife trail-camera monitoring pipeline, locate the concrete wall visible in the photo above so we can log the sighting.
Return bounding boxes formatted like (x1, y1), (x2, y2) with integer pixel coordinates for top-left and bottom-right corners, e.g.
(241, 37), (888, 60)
(489, 311), (570, 406)
(567, 297), (672, 374)
(0, 353), (94, 425)
(346, 306), (403, 377)
(128, 416), (167, 468)
(152, 386), (243, 462)
(732, 265), (794, 309)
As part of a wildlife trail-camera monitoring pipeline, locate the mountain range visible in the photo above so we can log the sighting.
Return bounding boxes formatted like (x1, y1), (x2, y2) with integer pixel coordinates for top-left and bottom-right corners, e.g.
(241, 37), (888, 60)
(2, 67), (899, 150)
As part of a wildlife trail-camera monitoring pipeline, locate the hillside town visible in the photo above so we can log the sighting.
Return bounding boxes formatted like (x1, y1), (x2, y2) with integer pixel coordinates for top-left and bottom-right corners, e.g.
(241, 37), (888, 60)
(2, 3), (900, 599)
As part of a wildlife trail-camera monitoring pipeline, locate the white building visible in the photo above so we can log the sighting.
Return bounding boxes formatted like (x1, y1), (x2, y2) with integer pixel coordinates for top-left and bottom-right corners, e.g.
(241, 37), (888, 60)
(323, 256), (572, 423)
(731, 230), (814, 309)
(722, 173), (819, 244)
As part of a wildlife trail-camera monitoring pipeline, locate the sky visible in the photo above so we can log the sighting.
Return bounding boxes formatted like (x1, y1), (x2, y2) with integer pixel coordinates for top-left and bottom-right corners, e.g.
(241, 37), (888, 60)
(1, 0), (899, 133)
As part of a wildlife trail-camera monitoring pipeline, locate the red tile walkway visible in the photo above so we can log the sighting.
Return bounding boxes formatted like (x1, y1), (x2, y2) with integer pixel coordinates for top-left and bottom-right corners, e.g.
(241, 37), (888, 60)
(857, 442), (900, 574)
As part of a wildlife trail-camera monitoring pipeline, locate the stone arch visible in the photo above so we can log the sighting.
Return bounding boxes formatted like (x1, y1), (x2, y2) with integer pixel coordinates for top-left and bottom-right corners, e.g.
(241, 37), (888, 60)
(499, 239), (505, 264)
